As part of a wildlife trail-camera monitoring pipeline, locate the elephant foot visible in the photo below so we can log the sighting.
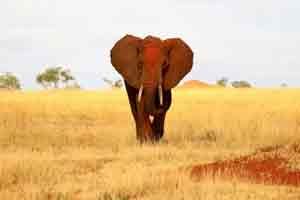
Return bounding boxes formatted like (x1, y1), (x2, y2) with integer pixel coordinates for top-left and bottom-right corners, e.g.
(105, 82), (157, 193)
(137, 128), (157, 144)
(153, 132), (163, 142)
(136, 113), (164, 144)
(137, 136), (156, 144)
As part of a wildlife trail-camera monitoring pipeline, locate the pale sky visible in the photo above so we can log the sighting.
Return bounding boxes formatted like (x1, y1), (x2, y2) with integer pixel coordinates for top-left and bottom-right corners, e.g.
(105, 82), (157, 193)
(1, 0), (300, 89)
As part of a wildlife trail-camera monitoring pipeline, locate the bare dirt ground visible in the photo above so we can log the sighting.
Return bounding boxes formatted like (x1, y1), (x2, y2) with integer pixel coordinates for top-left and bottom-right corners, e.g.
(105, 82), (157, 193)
(190, 142), (300, 187)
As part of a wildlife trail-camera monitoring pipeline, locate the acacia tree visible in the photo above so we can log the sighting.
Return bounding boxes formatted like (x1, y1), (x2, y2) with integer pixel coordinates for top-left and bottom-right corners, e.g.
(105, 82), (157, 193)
(216, 77), (229, 87)
(0, 72), (21, 90)
(36, 67), (59, 88)
(60, 69), (75, 87)
(231, 80), (252, 88)
(281, 83), (288, 88)
(36, 66), (76, 89)
(102, 77), (123, 88)
(36, 73), (49, 89)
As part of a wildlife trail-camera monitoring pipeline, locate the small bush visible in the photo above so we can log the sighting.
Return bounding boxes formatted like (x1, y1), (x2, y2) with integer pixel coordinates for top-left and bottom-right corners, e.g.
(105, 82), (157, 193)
(231, 80), (252, 88)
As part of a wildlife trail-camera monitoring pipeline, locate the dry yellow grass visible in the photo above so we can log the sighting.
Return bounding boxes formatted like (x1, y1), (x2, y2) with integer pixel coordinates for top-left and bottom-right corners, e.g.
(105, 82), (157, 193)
(0, 88), (300, 199)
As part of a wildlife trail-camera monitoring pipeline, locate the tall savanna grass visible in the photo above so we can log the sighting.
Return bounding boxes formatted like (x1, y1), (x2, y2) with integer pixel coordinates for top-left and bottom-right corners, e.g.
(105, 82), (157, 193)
(0, 88), (300, 199)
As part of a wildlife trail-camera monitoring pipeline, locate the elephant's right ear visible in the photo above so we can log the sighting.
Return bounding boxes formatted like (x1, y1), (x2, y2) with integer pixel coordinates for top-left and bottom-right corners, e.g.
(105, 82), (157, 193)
(110, 35), (142, 88)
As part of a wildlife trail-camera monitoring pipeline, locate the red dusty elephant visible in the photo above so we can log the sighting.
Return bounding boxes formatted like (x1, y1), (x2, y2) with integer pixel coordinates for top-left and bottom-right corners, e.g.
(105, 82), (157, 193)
(110, 35), (193, 143)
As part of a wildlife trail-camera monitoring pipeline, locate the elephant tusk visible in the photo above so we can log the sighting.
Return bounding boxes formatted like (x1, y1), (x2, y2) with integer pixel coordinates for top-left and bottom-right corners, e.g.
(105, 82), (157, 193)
(158, 84), (163, 106)
(149, 115), (154, 123)
(137, 85), (143, 103)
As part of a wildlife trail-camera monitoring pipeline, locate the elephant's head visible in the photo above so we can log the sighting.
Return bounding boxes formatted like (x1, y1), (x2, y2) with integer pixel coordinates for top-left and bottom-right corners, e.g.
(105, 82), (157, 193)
(111, 35), (193, 114)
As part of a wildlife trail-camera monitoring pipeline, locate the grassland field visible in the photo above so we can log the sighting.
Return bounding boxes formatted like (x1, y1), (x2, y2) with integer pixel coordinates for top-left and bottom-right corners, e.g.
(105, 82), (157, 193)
(0, 87), (300, 199)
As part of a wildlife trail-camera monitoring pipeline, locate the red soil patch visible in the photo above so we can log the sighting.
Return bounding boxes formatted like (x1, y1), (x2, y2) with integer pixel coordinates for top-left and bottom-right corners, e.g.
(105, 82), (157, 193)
(190, 143), (300, 187)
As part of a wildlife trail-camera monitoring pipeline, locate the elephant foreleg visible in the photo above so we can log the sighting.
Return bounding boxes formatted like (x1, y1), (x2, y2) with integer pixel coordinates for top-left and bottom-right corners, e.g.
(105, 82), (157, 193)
(137, 100), (155, 143)
(151, 90), (171, 141)
(125, 81), (143, 141)
(152, 112), (166, 141)
(131, 109), (143, 141)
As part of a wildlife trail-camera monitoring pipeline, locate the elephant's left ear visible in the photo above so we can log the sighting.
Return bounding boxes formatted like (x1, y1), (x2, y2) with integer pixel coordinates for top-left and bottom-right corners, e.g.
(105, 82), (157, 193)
(163, 38), (193, 89)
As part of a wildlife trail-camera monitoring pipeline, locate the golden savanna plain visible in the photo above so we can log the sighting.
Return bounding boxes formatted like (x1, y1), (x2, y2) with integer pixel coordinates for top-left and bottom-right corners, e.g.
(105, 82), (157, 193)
(1, 86), (300, 199)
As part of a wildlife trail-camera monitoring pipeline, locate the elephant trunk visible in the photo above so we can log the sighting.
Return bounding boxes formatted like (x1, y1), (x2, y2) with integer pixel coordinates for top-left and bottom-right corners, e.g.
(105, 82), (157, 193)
(143, 87), (157, 115)
(137, 69), (163, 113)
(137, 84), (163, 111)
(138, 72), (163, 104)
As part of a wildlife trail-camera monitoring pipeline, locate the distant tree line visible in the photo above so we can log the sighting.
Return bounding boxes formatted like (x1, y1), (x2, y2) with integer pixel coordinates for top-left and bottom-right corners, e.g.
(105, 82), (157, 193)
(102, 77), (123, 88)
(0, 65), (80, 90)
(0, 64), (124, 91)
(216, 77), (252, 88)
(0, 66), (290, 90)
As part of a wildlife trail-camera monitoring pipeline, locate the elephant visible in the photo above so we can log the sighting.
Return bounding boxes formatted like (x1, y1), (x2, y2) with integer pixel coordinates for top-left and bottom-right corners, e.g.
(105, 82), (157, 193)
(110, 35), (193, 143)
